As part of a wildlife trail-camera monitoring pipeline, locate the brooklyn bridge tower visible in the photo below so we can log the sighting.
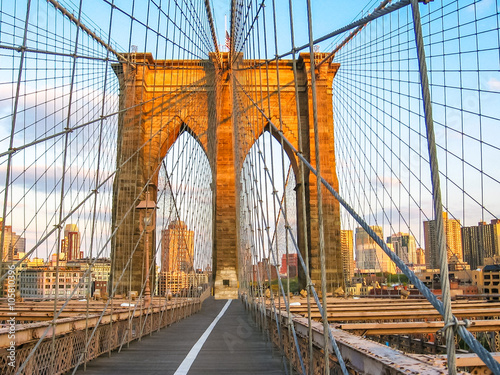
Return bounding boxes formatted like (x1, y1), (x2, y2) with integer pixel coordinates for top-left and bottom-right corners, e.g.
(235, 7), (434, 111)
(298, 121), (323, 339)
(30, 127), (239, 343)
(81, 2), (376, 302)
(110, 52), (343, 299)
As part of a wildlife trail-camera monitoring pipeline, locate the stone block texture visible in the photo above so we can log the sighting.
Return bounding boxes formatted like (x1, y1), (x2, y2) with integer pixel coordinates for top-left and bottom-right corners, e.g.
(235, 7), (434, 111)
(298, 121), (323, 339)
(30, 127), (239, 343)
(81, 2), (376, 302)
(110, 52), (344, 299)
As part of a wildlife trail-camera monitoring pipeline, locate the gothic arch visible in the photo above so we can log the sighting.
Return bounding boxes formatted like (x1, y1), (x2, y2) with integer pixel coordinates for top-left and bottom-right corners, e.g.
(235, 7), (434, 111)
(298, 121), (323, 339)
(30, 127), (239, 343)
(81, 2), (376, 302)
(147, 115), (211, 188)
(111, 52), (344, 298)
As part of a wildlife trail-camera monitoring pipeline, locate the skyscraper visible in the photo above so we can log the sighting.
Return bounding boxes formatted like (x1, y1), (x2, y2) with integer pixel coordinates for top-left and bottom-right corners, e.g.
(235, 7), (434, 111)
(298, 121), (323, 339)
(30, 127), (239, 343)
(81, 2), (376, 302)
(416, 248), (425, 265)
(161, 220), (194, 272)
(424, 212), (463, 269)
(1, 218), (26, 261)
(341, 229), (354, 281)
(462, 219), (500, 270)
(61, 224), (80, 261)
(387, 232), (417, 265)
(447, 215), (463, 262)
(424, 212), (463, 268)
(355, 226), (395, 273)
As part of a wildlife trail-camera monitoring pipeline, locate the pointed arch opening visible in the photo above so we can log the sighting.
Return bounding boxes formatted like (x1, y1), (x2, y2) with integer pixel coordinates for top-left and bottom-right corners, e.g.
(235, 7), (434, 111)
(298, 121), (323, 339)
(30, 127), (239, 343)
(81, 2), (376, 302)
(155, 131), (213, 296)
(238, 131), (299, 293)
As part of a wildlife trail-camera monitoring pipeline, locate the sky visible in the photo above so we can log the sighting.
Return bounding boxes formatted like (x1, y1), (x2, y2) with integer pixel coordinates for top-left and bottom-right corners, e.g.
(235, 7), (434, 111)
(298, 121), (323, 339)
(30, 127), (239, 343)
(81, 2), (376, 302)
(210, 0), (382, 54)
(0, 0), (499, 264)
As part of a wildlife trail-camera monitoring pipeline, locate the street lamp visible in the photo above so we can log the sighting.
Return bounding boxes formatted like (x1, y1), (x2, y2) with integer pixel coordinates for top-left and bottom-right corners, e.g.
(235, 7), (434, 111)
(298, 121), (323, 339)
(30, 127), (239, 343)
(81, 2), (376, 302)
(136, 189), (157, 307)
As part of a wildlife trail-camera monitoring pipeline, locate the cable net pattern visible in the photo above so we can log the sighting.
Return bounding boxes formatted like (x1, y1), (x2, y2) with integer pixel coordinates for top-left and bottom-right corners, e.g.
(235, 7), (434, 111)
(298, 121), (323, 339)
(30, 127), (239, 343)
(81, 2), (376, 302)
(0, 0), (216, 373)
(333, 0), (500, 268)
(0, 0), (499, 374)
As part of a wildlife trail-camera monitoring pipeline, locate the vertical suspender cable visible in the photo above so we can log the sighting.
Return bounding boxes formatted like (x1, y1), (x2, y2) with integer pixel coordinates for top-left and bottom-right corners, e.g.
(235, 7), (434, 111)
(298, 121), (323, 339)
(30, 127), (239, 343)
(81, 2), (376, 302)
(304, 0), (332, 373)
(409, 1), (456, 373)
(0, 0), (32, 288)
(287, 0), (314, 371)
(84, 0), (116, 367)
(51, 0), (84, 371)
(269, 0), (295, 370)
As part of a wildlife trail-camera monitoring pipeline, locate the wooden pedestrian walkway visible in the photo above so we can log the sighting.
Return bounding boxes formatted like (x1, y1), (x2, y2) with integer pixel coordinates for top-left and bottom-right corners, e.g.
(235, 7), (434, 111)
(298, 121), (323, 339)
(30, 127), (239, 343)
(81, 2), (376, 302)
(75, 298), (285, 374)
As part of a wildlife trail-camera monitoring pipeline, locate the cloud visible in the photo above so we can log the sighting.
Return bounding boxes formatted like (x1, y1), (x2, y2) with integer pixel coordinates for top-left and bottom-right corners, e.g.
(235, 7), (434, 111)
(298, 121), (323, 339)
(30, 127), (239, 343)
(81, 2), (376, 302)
(371, 175), (402, 189)
(0, 80), (119, 154)
(487, 78), (500, 91)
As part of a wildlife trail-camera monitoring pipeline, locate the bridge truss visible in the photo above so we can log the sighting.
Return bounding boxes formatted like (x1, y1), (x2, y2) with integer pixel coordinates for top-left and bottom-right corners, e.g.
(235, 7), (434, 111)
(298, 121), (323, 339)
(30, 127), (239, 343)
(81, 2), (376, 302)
(0, 0), (499, 374)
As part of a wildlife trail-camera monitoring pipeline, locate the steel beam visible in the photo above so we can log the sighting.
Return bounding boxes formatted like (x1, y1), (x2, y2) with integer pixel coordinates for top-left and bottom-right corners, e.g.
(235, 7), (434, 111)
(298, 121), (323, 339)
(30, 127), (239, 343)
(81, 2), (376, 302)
(292, 315), (448, 374)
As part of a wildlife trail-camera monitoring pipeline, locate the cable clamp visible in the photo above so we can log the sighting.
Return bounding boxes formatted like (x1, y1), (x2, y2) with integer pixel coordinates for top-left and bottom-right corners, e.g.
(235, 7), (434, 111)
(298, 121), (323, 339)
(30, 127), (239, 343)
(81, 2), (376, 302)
(437, 317), (471, 334)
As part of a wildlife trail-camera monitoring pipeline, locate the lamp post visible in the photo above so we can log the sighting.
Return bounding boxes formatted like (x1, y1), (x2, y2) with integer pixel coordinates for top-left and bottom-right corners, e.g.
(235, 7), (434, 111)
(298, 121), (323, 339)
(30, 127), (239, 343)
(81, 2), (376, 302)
(136, 190), (157, 307)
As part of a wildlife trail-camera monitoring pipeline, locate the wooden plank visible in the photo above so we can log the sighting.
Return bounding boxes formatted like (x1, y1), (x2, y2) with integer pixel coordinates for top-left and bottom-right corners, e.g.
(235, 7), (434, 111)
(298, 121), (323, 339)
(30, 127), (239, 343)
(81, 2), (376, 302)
(288, 302), (500, 314)
(338, 320), (500, 335)
(299, 307), (500, 322)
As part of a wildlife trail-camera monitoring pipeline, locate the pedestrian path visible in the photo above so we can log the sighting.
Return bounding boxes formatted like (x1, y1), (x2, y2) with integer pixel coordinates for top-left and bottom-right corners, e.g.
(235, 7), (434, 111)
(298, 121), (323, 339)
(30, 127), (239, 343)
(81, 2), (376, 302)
(76, 298), (285, 374)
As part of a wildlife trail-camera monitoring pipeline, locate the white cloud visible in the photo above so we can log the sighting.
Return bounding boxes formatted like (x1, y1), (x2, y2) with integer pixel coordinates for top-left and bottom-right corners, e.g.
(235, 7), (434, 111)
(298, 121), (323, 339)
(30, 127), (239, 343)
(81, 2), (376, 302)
(487, 78), (500, 91)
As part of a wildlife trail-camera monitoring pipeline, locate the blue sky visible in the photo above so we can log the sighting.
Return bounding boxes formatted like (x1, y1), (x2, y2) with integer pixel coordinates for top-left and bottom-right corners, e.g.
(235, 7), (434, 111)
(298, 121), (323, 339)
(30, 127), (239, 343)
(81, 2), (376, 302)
(0, 0), (499, 262)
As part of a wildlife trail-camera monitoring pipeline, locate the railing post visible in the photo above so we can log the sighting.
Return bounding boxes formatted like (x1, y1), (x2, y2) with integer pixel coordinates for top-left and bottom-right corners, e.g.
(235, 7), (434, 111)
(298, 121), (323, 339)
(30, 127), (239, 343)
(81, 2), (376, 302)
(409, 0), (456, 373)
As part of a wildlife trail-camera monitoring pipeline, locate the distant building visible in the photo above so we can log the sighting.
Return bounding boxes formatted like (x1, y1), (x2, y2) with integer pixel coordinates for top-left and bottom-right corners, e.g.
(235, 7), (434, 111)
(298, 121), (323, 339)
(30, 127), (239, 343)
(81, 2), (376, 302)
(0, 218), (26, 261)
(279, 253), (298, 278)
(355, 226), (396, 274)
(19, 267), (90, 299)
(28, 257), (45, 267)
(448, 255), (470, 271)
(462, 220), (500, 270)
(252, 258), (279, 282)
(61, 224), (81, 261)
(341, 230), (354, 281)
(387, 232), (417, 265)
(159, 221), (195, 296)
(416, 247), (425, 265)
(50, 253), (67, 266)
(482, 264), (500, 301)
(424, 212), (463, 269)
(158, 271), (188, 295)
(161, 220), (194, 273)
(158, 270), (209, 296)
(67, 258), (111, 296)
(484, 256), (500, 266)
(13, 251), (27, 261)
(416, 268), (478, 297)
(0, 260), (26, 297)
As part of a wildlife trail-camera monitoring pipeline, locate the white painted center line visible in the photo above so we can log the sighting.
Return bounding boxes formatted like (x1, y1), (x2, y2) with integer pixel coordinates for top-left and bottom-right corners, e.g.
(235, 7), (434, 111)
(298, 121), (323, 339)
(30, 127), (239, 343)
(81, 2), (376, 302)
(173, 300), (232, 375)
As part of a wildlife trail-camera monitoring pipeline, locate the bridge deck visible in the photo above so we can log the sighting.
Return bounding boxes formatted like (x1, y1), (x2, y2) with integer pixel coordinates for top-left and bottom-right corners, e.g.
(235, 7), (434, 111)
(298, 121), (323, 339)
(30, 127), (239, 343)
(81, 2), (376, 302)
(75, 298), (285, 374)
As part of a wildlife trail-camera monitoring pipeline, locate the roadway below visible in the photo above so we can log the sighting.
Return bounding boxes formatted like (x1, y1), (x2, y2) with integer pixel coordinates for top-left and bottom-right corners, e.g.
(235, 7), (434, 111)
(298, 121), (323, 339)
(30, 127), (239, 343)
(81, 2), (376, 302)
(74, 297), (286, 374)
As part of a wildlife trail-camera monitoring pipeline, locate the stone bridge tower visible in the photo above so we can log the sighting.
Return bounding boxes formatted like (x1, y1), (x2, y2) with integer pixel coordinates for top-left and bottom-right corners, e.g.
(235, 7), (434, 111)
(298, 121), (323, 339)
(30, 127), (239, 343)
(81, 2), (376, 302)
(110, 52), (343, 299)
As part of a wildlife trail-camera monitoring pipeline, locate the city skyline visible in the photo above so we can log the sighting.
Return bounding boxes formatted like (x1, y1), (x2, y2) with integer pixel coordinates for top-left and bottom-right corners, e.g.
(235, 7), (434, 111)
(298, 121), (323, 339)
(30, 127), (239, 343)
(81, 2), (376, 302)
(1, 0), (498, 373)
